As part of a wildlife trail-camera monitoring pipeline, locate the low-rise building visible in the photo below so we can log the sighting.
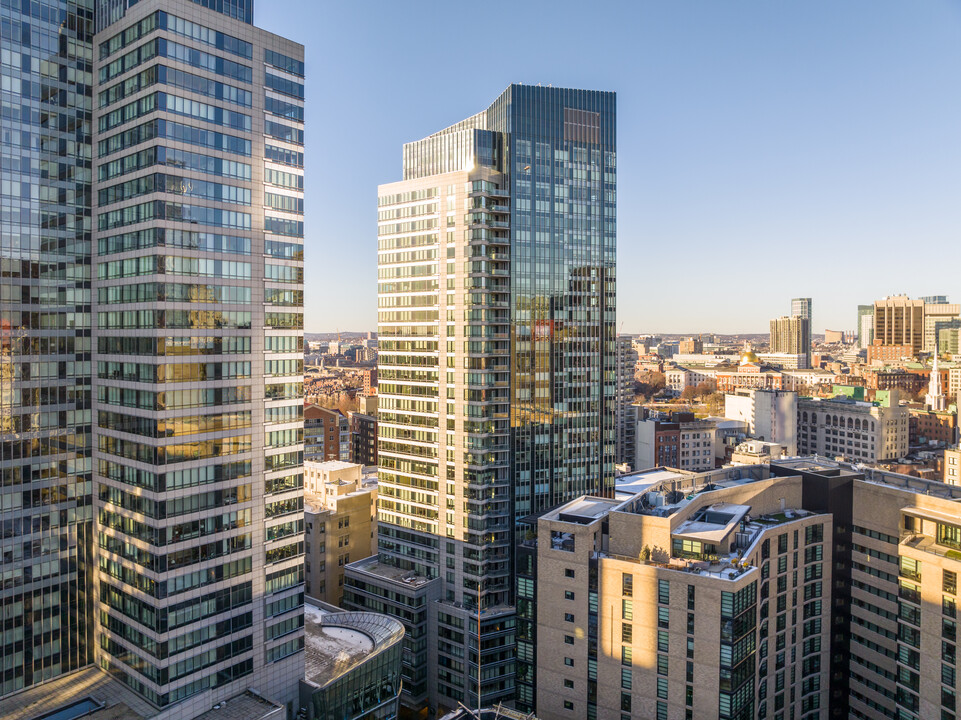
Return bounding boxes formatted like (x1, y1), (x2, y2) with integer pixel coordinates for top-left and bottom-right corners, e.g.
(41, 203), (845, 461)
(341, 558), (442, 710)
(348, 411), (378, 467)
(635, 417), (680, 470)
(730, 438), (784, 464)
(945, 447), (961, 485)
(535, 465), (831, 720)
(527, 457), (961, 720)
(724, 388), (798, 455)
(862, 368), (922, 393)
(300, 604), (404, 720)
(356, 392), (379, 416)
(304, 461), (377, 605)
(666, 365), (718, 394)
(780, 367), (837, 391)
(908, 407), (958, 447)
(867, 341), (915, 365)
(796, 388), (909, 462)
(306, 404), (351, 461)
(679, 417), (716, 470)
(757, 352), (810, 369)
(715, 350), (786, 392)
(637, 412), (715, 471)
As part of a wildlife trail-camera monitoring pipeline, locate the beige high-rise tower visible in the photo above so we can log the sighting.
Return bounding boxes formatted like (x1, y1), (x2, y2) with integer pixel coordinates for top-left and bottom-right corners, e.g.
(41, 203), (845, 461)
(770, 315), (810, 358)
(874, 296), (925, 355)
(90, 1), (306, 715)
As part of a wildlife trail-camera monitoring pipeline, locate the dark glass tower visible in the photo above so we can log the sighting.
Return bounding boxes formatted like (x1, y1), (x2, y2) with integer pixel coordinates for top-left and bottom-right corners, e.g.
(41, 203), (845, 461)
(0, 0), (96, 697)
(347, 84), (615, 714)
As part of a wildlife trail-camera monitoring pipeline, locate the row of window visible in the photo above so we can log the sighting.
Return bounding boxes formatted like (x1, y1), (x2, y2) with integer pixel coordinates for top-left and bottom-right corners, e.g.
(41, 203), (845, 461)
(99, 11), (253, 62)
(100, 117), (251, 159)
(97, 335), (252, 357)
(100, 63), (252, 111)
(100, 145), (251, 183)
(98, 200), (251, 231)
(99, 172), (251, 207)
(98, 255), (251, 279)
(97, 281), (251, 305)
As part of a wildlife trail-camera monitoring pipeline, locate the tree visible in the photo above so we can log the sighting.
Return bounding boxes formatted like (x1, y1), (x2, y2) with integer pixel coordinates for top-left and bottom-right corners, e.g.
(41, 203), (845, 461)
(695, 379), (717, 397)
(635, 371), (666, 398)
(680, 386), (697, 401)
(705, 393), (725, 416)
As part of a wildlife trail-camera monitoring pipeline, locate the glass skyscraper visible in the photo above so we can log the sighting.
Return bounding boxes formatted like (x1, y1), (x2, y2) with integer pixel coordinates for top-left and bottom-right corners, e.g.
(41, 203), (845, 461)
(345, 84), (615, 715)
(0, 0), (96, 697)
(1, 0), (306, 715)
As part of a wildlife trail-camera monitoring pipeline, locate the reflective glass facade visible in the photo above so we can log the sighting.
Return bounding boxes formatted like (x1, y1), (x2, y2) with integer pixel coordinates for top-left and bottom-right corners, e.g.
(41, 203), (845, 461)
(0, 0), (96, 697)
(90, 0), (304, 709)
(300, 611), (404, 720)
(97, 0), (252, 32)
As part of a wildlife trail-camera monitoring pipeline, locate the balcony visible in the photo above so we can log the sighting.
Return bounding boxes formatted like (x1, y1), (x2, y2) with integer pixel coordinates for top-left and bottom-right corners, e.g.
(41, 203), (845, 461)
(901, 533), (961, 563)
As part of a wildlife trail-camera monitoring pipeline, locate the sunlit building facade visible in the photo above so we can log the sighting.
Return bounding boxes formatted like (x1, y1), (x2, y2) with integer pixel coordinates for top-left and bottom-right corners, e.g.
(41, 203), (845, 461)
(345, 84), (616, 714)
(532, 458), (961, 720)
(89, 0), (305, 714)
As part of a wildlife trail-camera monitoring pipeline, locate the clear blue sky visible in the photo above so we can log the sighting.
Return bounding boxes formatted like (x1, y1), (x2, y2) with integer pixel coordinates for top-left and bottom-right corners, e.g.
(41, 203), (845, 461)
(255, 1), (961, 336)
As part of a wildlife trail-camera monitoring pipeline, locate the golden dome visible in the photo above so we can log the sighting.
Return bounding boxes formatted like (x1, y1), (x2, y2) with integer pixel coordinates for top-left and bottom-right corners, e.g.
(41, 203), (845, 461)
(740, 347), (759, 365)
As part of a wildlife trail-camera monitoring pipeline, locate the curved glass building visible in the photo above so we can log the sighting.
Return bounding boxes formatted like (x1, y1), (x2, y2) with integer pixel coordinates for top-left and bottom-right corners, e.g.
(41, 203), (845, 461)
(300, 607), (405, 720)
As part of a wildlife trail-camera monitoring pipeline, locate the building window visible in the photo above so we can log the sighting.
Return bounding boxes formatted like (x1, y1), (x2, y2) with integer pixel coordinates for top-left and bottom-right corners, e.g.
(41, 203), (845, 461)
(565, 590), (575, 601)
(565, 613), (575, 623)
(564, 700), (574, 710)
(564, 657), (574, 667)
(658, 579), (670, 604)
(565, 568), (575, 578)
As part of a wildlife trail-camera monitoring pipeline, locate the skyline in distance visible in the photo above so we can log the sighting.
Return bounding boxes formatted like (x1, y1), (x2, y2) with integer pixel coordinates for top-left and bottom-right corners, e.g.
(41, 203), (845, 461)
(254, 0), (961, 335)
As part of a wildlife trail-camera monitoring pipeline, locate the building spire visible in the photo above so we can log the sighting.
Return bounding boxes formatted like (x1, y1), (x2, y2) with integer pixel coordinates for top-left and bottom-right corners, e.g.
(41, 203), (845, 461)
(927, 352), (946, 412)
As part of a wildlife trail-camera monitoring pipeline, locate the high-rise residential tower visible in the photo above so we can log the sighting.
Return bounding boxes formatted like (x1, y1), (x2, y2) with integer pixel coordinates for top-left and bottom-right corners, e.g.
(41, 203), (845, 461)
(91, 0), (306, 713)
(345, 84), (616, 714)
(873, 296), (925, 356)
(770, 315), (810, 359)
(857, 304), (874, 350)
(1, 0), (305, 716)
(615, 335), (638, 467)
(922, 299), (961, 354)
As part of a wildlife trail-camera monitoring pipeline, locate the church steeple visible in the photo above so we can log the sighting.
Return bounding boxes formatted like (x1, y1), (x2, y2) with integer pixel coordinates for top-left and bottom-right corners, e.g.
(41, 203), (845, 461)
(927, 352), (946, 412)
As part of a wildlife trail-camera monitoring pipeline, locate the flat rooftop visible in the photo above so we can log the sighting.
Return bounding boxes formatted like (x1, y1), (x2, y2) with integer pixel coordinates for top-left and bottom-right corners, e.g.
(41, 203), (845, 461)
(673, 502), (752, 543)
(615, 468), (691, 499)
(0, 666), (153, 720)
(347, 556), (435, 588)
(544, 496), (621, 524)
(189, 692), (283, 720)
(306, 460), (359, 472)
